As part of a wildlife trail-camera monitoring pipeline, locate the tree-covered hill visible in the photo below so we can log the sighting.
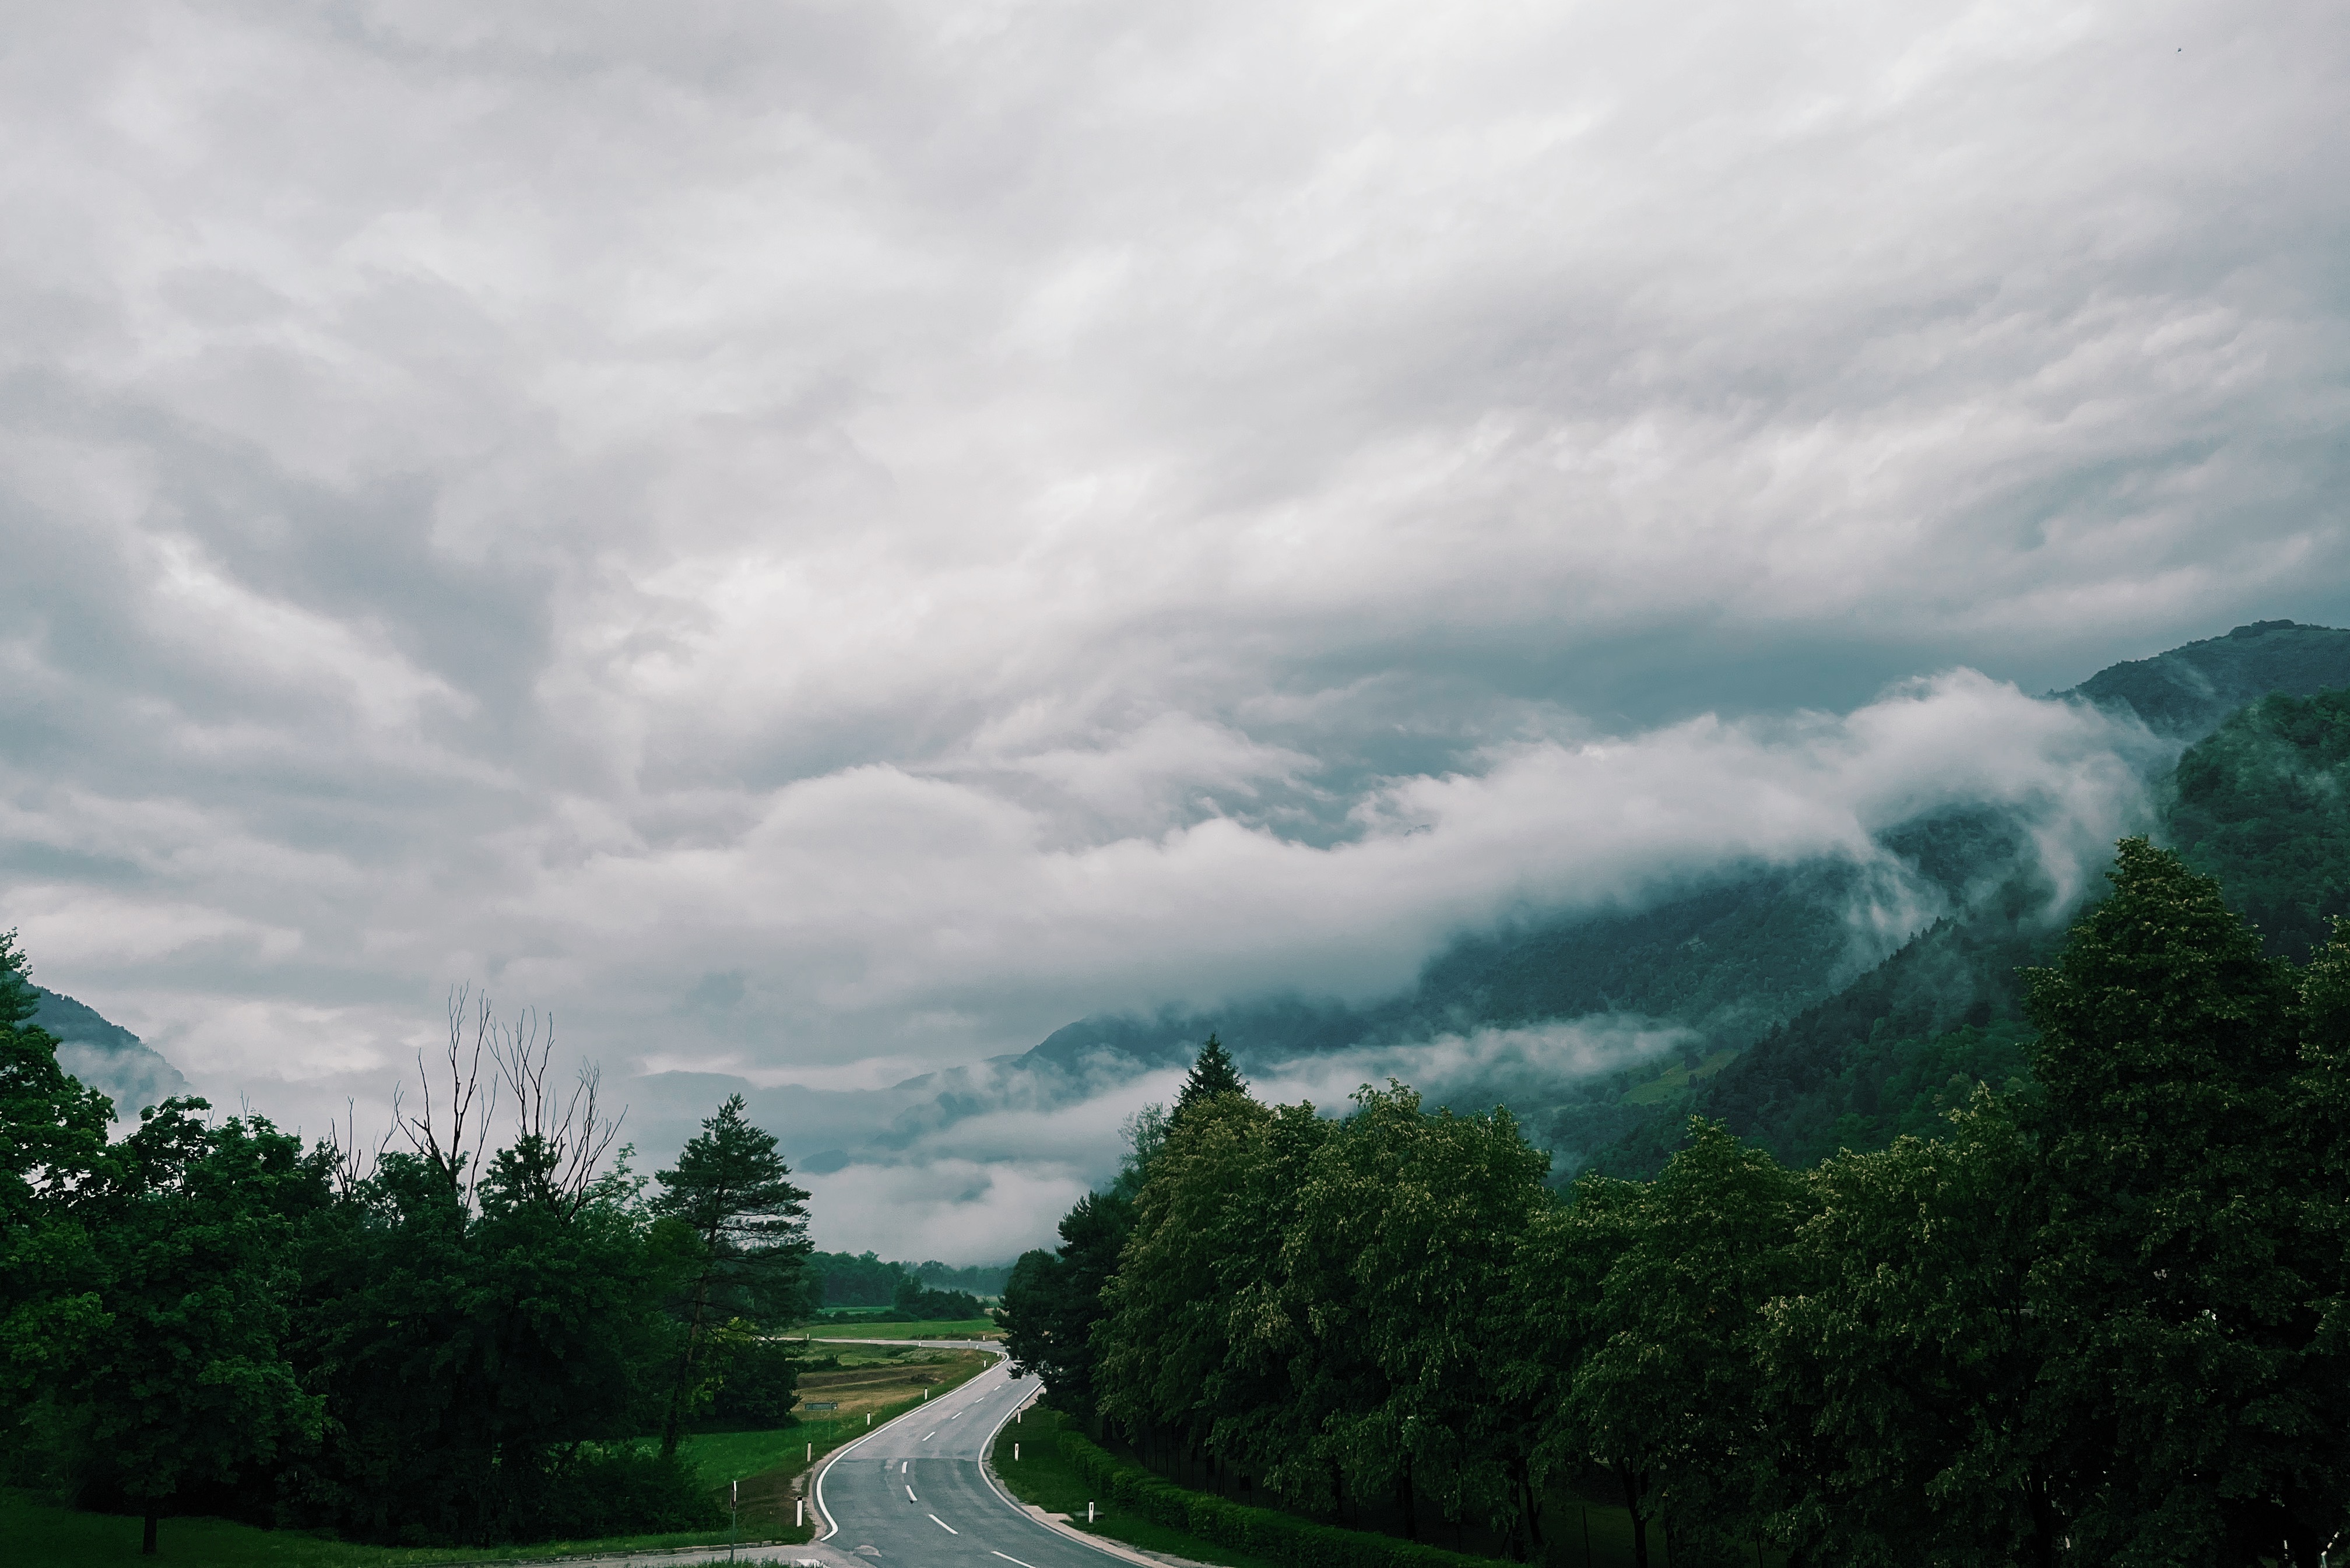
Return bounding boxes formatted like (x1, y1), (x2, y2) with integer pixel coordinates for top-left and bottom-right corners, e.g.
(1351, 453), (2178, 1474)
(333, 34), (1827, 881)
(29, 987), (188, 1119)
(2059, 617), (2350, 738)
(1013, 623), (2350, 1179)
(1594, 678), (2350, 1176)
(2167, 686), (2350, 961)
(45, 618), (2350, 1191)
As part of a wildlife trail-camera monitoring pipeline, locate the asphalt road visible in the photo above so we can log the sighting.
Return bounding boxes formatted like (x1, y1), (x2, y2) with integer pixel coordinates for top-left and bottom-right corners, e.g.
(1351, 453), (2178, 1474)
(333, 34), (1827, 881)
(814, 1344), (1134, 1568)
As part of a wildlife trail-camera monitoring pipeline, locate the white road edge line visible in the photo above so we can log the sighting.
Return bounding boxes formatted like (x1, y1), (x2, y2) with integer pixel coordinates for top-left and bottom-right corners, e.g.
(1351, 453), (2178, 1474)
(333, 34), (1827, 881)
(930, 1513), (959, 1534)
(809, 1342), (1007, 1541)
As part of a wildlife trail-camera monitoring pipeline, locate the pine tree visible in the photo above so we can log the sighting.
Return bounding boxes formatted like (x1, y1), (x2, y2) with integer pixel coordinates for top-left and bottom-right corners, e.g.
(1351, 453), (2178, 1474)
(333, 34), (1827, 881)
(1173, 1033), (1248, 1120)
(649, 1095), (810, 1456)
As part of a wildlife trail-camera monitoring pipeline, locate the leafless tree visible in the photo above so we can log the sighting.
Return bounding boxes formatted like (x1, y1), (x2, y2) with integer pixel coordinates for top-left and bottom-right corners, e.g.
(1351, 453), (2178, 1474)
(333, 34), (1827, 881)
(326, 986), (626, 1219)
(485, 1001), (625, 1220)
(391, 985), (505, 1210)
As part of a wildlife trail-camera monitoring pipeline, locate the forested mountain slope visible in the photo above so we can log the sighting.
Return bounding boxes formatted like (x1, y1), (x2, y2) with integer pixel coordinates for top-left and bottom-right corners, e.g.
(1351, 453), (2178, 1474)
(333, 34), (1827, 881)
(48, 620), (2350, 1181)
(30, 986), (188, 1119)
(2167, 686), (2350, 960)
(1030, 621), (2350, 1179)
(1596, 678), (2350, 1176)
(2060, 617), (2350, 737)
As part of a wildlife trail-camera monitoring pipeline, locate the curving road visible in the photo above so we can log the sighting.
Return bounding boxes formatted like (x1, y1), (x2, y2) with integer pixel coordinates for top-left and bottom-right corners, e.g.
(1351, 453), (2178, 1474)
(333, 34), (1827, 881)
(813, 1342), (1137, 1568)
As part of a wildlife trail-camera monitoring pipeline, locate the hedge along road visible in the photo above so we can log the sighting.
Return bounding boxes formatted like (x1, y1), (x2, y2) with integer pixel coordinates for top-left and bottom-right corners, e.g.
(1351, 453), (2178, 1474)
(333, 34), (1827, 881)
(813, 1340), (1138, 1568)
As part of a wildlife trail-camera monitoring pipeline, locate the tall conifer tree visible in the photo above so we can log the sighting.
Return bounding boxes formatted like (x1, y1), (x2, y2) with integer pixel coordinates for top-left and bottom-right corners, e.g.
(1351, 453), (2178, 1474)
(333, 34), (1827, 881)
(1173, 1033), (1247, 1120)
(649, 1095), (810, 1456)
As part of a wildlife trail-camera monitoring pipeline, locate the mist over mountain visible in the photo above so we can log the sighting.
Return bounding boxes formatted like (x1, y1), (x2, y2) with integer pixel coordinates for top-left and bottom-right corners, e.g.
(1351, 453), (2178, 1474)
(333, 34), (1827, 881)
(40, 619), (2350, 1255)
(765, 618), (2350, 1222)
(2060, 619), (2350, 739)
(30, 987), (189, 1121)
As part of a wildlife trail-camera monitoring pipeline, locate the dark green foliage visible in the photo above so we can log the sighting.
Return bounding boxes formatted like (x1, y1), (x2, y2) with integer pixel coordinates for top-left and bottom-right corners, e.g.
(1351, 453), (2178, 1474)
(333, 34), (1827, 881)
(999, 1188), (1134, 1419)
(2024, 841), (2343, 1565)
(1069, 840), (2350, 1566)
(1764, 1095), (2062, 1567)
(1053, 1421), (1498, 1568)
(809, 1249), (905, 1306)
(1285, 1087), (1554, 1547)
(1524, 1123), (1812, 1567)
(701, 1330), (802, 1428)
(0, 944), (768, 1549)
(0, 930), (111, 1232)
(805, 1250), (1011, 1307)
(888, 1272), (983, 1320)
(292, 1144), (701, 1544)
(52, 1102), (328, 1552)
(649, 1092), (812, 1456)
(2168, 688), (2350, 961)
(1174, 1033), (1248, 1119)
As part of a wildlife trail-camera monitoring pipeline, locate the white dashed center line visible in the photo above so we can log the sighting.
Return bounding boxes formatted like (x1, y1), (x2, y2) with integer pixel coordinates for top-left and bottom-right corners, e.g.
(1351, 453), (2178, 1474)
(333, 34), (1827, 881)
(930, 1513), (958, 1534)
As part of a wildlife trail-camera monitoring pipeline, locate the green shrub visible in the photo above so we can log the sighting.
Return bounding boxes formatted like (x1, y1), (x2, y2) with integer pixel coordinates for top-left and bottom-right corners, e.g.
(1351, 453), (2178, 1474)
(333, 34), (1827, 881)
(526, 1446), (723, 1540)
(1052, 1430), (1493, 1568)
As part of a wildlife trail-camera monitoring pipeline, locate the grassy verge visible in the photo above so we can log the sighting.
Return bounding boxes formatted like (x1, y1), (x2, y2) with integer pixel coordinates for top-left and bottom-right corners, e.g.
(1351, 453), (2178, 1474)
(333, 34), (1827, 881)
(986, 1405), (1285, 1568)
(799, 1317), (1002, 1340)
(4, 1346), (997, 1566)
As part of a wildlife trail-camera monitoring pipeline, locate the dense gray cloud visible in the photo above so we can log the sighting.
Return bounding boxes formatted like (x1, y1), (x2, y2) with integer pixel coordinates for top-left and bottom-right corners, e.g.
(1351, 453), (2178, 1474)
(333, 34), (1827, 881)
(0, 1), (2342, 1256)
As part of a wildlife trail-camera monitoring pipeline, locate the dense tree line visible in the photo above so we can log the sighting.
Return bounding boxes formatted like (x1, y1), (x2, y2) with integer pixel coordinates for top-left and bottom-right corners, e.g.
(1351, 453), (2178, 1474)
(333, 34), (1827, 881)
(807, 1250), (1010, 1307)
(1005, 845), (2350, 1566)
(1, 962), (812, 1552)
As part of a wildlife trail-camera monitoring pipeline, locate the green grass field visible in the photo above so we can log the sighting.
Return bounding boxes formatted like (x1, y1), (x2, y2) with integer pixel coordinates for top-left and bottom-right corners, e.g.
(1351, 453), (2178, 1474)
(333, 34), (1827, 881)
(2, 1347), (997, 1566)
(1623, 1048), (1738, 1105)
(0, 1492), (755, 1568)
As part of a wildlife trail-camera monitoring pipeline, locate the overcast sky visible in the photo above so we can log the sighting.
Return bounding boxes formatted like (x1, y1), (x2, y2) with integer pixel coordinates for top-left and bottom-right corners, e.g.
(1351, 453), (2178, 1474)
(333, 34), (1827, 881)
(2, 1), (2344, 1254)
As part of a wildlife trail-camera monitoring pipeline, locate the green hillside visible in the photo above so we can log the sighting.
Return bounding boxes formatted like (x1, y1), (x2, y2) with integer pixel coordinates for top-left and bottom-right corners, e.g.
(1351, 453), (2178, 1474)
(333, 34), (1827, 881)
(1018, 623), (2350, 1179)
(1593, 679), (2350, 1176)
(2061, 617), (2350, 737)
(2166, 687), (2350, 960)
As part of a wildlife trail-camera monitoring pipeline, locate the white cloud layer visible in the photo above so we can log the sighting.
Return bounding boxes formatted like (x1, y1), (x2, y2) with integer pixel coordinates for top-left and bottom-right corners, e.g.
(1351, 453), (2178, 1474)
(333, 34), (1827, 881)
(0, 1), (2340, 1256)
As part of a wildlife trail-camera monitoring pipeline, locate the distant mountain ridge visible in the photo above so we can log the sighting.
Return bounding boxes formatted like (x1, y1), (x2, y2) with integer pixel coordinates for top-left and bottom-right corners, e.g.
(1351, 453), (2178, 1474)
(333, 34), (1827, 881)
(33, 618), (2350, 1177)
(2058, 618), (2350, 738)
(1593, 625), (2350, 1176)
(1013, 619), (2350, 1175)
(31, 987), (190, 1119)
